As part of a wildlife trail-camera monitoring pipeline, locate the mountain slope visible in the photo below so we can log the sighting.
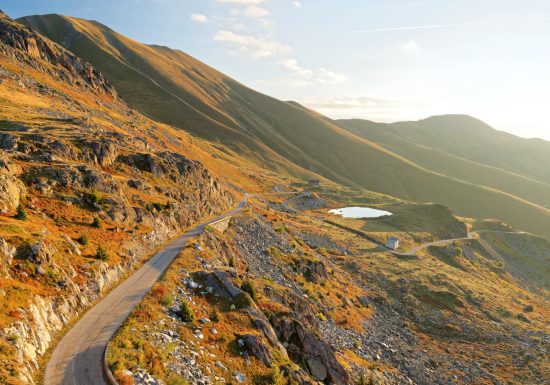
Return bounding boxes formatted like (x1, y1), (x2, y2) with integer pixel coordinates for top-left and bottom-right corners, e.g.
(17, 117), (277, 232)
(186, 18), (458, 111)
(0, 11), (250, 384)
(337, 118), (550, 209)
(18, 14), (550, 238)
(342, 115), (550, 185)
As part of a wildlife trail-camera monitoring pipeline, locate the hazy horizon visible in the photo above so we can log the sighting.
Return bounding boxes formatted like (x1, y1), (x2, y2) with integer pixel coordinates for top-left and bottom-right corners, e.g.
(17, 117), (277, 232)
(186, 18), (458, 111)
(3, 0), (550, 140)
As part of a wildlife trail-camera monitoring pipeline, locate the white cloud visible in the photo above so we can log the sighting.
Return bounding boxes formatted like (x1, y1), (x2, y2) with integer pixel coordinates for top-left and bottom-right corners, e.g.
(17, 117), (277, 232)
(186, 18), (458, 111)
(259, 58), (347, 87)
(190, 13), (208, 23)
(244, 5), (270, 18)
(316, 68), (347, 84)
(280, 59), (314, 78)
(300, 96), (427, 121)
(214, 30), (290, 58)
(399, 40), (423, 53)
(281, 58), (347, 85)
(293, 1), (302, 8)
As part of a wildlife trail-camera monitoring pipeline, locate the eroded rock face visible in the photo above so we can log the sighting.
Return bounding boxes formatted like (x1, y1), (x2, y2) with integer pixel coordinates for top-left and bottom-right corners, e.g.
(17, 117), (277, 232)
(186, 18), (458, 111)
(0, 237), (15, 277)
(272, 317), (351, 385)
(0, 173), (25, 211)
(0, 132), (18, 150)
(81, 139), (119, 166)
(0, 12), (115, 95)
(0, 154), (21, 175)
(241, 334), (274, 366)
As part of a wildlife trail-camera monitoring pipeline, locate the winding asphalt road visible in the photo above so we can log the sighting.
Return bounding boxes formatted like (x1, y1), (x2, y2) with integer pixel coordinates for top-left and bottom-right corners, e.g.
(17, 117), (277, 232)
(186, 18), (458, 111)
(44, 195), (249, 385)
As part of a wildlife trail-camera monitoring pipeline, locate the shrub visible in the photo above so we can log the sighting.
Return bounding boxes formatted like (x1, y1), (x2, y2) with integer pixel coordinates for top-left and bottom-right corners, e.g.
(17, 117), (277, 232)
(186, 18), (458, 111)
(95, 246), (109, 261)
(210, 309), (220, 323)
(15, 203), (27, 221)
(77, 235), (89, 246)
(152, 285), (168, 299)
(241, 279), (258, 303)
(92, 216), (102, 228)
(84, 191), (101, 205)
(356, 372), (376, 385)
(166, 374), (189, 385)
(147, 202), (172, 212)
(178, 301), (194, 323)
(523, 304), (534, 313)
(160, 295), (173, 307)
(316, 313), (327, 322)
(267, 365), (285, 385)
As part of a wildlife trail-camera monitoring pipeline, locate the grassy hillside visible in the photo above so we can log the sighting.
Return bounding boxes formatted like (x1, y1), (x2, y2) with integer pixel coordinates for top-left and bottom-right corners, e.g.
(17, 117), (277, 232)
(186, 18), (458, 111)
(337, 118), (550, 208)
(339, 115), (550, 185)
(19, 14), (550, 238)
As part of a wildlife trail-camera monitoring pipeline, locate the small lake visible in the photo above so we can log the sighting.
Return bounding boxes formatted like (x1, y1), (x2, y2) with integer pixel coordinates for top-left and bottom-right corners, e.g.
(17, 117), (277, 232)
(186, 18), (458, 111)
(328, 206), (392, 219)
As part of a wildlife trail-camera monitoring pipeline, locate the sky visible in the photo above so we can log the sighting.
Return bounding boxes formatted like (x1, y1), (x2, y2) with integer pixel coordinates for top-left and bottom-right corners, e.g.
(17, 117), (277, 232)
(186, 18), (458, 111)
(2, 0), (550, 140)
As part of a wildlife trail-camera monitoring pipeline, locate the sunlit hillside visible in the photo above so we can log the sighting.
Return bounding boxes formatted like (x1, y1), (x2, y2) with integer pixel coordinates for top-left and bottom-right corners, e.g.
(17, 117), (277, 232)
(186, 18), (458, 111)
(18, 14), (550, 238)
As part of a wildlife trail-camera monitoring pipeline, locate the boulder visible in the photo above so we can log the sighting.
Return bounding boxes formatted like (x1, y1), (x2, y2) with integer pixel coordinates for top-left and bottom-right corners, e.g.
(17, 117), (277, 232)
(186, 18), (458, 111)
(305, 260), (328, 283)
(82, 140), (118, 166)
(307, 357), (328, 381)
(198, 270), (245, 300)
(0, 154), (21, 175)
(241, 334), (274, 366)
(28, 240), (56, 264)
(0, 174), (26, 211)
(62, 235), (81, 256)
(0, 133), (18, 150)
(272, 317), (351, 385)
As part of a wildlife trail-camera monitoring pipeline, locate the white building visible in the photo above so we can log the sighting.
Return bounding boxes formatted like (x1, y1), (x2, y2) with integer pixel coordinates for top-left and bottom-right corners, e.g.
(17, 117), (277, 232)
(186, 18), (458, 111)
(386, 237), (399, 250)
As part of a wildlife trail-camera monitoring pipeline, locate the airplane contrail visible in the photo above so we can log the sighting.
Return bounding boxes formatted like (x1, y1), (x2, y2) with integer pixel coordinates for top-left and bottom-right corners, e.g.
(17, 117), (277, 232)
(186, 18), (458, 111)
(344, 20), (500, 35)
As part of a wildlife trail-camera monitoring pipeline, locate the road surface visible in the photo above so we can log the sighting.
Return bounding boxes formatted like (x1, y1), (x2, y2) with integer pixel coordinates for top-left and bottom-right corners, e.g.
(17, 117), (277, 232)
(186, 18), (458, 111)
(389, 232), (475, 256)
(388, 229), (526, 256)
(44, 195), (249, 385)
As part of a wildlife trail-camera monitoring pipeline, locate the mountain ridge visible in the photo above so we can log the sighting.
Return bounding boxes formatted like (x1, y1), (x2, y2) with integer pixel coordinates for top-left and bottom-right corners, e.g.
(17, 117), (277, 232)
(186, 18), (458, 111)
(18, 13), (550, 238)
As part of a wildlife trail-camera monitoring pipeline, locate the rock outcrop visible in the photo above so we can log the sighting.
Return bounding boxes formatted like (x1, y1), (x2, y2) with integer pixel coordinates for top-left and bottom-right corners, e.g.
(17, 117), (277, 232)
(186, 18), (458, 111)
(0, 11), (115, 95)
(0, 173), (25, 211)
(0, 236), (15, 277)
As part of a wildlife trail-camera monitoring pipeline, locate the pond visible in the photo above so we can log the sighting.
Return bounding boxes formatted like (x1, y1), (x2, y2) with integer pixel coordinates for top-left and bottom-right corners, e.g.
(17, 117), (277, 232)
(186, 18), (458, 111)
(328, 206), (392, 219)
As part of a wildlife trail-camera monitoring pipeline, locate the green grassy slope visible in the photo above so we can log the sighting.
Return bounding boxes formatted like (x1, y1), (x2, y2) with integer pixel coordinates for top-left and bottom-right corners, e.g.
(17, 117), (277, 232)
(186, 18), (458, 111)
(341, 115), (550, 185)
(18, 14), (550, 237)
(337, 119), (550, 209)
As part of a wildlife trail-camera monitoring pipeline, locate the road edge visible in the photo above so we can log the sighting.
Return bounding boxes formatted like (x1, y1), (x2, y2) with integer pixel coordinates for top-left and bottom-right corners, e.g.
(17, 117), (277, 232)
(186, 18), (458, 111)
(104, 343), (119, 385)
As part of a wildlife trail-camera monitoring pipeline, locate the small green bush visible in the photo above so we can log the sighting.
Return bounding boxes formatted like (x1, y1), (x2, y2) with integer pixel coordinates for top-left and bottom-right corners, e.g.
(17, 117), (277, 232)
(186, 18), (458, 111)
(178, 301), (194, 323)
(267, 365), (285, 385)
(77, 235), (89, 246)
(95, 246), (109, 261)
(160, 294), (173, 307)
(84, 191), (101, 205)
(92, 216), (102, 228)
(166, 374), (189, 385)
(241, 279), (258, 302)
(210, 309), (220, 323)
(15, 203), (27, 221)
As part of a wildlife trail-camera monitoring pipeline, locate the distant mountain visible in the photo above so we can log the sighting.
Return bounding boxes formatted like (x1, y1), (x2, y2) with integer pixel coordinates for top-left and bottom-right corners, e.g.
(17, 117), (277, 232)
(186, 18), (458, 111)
(336, 116), (550, 209)
(341, 115), (550, 184)
(19, 14), (550, 237)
